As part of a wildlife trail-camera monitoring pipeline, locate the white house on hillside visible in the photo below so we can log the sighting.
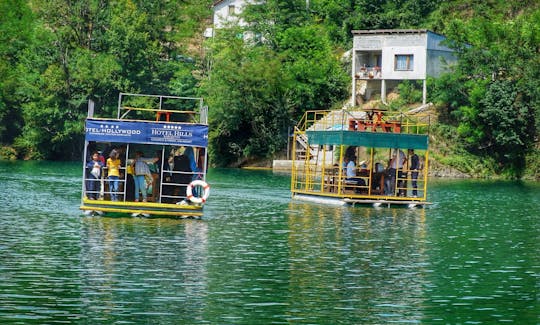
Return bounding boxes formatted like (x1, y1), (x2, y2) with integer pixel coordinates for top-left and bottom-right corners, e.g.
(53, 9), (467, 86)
(205, 0), (253, 37)
(351, 29), (456, 105)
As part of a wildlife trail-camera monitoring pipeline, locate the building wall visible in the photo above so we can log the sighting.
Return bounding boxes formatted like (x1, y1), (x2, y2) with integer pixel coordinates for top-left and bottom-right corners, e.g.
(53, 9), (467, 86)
(351, 30), (456, 104)
(381, 46), (426, 80)
(426, 31), (453, 52)
(353, 33), (426, 51)
(426, 49), (456, 77)
(213, 0), (250, 28)
(426, 32), (456, 77)
(353, 32), (428, 80)
(353, 31), (456, 79)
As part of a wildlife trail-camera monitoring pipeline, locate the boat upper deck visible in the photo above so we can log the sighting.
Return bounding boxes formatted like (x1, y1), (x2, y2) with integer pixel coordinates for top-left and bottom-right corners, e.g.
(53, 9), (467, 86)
(85, 93), (209, 148)
(296, 108), (430, 149)
(114, 93), (207, 125)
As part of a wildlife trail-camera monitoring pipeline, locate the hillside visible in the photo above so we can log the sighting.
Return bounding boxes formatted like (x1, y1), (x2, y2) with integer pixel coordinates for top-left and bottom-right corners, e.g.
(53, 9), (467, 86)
(0, 0), (538, 178)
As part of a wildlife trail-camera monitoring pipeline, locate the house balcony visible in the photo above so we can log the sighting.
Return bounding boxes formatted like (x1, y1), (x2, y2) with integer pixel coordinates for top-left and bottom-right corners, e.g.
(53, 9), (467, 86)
(354, 67), (382, 80)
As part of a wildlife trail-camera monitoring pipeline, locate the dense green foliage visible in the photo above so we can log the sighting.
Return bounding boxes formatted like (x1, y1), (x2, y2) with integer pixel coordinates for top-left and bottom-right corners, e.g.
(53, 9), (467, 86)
(430, 2), (540, 177)
(203, 2), (349, 165)
(0, 0), (210, 159)
(0, 0), (538, 177)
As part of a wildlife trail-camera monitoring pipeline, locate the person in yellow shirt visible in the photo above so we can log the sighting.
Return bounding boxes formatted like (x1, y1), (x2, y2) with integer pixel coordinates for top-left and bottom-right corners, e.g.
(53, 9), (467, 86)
(106, 149), (121, 201)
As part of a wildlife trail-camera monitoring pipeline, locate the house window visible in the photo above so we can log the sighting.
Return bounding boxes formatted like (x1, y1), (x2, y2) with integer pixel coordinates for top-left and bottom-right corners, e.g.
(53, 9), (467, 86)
(228, 5), (235, 15)
(395, 55), (414, 71)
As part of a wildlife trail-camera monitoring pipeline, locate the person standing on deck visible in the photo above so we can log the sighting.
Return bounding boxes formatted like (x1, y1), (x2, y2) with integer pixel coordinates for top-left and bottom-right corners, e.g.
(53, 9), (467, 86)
(387, 149), (406, 196)
(86, 151), (103, 200)
(172, 150), (192, 201)
(106, 149), (121, 201)
(150, 150), (168, 202)
(132, 151), (151, 202)
(408, 149), (420, 197)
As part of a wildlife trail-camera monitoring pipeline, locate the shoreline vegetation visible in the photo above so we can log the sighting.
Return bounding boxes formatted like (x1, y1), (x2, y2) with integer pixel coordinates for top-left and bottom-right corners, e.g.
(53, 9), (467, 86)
(0, 1), (538, 180)
(1, 143), (538, 181)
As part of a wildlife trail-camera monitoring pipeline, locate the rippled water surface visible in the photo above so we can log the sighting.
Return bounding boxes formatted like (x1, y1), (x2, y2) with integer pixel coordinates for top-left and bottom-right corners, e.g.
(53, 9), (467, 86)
(0, 161), (538, 324)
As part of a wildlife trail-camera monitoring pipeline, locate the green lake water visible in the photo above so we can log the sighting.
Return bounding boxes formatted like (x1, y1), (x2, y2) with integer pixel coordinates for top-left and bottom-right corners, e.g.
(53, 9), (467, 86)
(0, 161), (538, 324)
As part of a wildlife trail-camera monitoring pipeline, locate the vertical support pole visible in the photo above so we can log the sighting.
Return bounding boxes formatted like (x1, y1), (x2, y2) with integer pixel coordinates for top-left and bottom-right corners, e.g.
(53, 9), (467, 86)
(368, 147), (374, 196)
(158, 146), (165, 204)
(351, 50), (356, 108)
(87, 99), (95, 118)
(321, 145), (329, 193)
(422, 79), (427, 105)
(394, 162), (399, 199)
(117, 93), (123, 119)
(381, 79), (387, 104)
(290, 129), (297, 195)
(422, 150), (429, 199)
(123, 144), (130, 202)
(81, 141), (89, 201)
(304, 135), (311, 191)
(336, 145), (345, 194)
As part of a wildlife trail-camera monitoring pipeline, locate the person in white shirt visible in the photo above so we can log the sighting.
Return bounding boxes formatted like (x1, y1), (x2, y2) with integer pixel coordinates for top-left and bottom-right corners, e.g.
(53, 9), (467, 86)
(343, 155), (366, 193)
(387, 149), (407, 196)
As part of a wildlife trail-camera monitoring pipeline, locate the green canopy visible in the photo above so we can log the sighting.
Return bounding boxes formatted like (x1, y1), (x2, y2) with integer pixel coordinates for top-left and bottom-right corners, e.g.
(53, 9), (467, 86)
(306, 130), (428, 150)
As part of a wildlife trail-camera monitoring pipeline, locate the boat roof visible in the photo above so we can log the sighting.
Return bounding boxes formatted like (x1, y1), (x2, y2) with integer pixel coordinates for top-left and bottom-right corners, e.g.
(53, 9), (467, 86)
(306, 130), (428, 150)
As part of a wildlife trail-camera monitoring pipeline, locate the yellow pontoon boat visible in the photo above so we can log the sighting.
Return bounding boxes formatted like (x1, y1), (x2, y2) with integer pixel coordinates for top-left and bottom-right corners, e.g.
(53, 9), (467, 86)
(291, 108), (431, 208)
(80, 93), (210, 217)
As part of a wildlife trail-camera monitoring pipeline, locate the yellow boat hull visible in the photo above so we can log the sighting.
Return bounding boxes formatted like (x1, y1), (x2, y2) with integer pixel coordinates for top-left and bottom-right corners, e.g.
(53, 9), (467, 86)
(80, 198), (203, 217)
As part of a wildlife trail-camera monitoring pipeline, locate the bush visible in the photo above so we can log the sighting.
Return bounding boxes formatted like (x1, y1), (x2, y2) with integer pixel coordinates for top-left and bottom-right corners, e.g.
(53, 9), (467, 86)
(0, 146), (18, 160)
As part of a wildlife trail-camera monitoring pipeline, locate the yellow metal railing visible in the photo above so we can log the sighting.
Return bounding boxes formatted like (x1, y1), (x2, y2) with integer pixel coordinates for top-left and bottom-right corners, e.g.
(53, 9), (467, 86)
(296, 109), (431, 134)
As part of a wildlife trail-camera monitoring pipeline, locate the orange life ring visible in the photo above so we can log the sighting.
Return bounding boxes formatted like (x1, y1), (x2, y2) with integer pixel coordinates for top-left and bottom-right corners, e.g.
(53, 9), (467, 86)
(186, 180), (210, 204)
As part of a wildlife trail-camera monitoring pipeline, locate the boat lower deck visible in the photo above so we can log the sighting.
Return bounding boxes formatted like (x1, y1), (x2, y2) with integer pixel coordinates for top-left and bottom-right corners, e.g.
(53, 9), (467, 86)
(343, 197), (431, 208)
(293, 194), (430, 208)
(80, 198), (203, 217)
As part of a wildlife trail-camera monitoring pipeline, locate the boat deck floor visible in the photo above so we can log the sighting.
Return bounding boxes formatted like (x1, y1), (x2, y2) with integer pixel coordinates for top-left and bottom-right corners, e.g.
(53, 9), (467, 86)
(343, 198), (431, 208)
(80, 198), (203, 217)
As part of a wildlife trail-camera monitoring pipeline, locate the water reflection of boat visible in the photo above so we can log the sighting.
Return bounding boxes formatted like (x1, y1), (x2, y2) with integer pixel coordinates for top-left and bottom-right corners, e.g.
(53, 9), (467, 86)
(291, 108), (431, 208)
(80, 93), (210, 218)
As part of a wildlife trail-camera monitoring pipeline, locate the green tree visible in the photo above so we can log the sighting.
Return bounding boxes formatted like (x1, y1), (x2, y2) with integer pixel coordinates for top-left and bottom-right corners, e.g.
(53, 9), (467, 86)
(277, 25), (349, 121)
(203, 7), (348, 165)
(0, 0), (34, 145)
(310, 0), (439, 46)
(431, 5), (540, 177)
(202, 28), (290, 166)
(11, 0), (208, 159)
(14, 0), (122, 159)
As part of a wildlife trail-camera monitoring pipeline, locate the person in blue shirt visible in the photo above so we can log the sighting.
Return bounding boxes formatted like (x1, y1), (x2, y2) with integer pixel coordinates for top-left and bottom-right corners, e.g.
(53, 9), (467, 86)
(182, 147), (199, 179)
(86, 151), (103, 200)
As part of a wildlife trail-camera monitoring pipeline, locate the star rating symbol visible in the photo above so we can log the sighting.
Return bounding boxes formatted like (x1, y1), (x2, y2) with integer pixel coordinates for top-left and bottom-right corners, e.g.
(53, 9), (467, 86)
(163, 125), (182, 130)
(99, 124), (119, 129)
